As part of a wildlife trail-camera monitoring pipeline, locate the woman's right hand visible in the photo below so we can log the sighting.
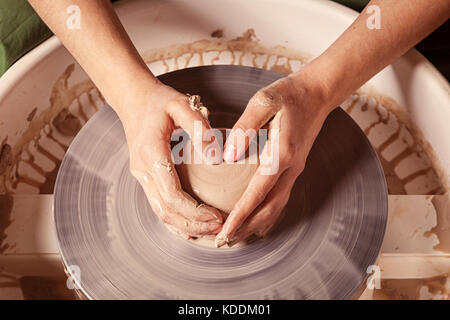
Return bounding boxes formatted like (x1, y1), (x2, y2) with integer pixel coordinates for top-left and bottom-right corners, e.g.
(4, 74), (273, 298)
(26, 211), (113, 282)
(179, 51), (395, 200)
(116, 79), (223, 239)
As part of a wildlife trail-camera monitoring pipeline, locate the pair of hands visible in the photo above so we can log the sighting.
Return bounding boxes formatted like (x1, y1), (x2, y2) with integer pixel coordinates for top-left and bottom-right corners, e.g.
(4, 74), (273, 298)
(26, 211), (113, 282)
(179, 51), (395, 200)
(118, 72), (332, 246)
(29, 0), (449, 246)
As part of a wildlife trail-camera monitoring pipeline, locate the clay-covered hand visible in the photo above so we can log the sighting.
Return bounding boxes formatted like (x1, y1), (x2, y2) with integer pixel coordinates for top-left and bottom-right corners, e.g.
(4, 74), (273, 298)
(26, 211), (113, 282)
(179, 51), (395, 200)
(215, 72), (333, 247)
(117, 80), (223, 239)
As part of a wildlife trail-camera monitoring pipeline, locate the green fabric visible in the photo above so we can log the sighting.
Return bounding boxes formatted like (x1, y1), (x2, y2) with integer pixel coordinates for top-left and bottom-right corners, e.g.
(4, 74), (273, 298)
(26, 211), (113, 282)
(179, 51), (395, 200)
(0, 0), (52, 76)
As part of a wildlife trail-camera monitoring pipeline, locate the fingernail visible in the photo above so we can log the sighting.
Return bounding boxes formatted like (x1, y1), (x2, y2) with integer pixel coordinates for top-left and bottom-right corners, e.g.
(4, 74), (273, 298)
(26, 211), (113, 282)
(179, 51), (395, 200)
(215, 232), (228, 248)
(207, 212), (222, 223)
(223, 144), (235, 163)
(197, 205), (223, 223)
(213, 213), (223, 223)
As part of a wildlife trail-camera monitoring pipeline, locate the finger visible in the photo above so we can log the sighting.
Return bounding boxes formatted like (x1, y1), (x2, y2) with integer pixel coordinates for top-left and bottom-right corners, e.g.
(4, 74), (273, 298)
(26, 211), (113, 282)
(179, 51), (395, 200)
(167, 96), (222, 165)
(228, 168), (297, 246)
(140, 137), (223, 224)
(223, 90), (279, 163)
(166, 224), (191, 240)
(136, 173), (222, 237)
(214, 165), (285, 247)
(215, 113), (286, 247)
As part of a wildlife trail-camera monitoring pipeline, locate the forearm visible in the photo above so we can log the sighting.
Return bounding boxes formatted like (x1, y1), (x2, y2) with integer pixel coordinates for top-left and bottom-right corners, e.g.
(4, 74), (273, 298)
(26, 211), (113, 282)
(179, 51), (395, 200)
(28, 0), (158, 114)
(298, 0), (450, 111)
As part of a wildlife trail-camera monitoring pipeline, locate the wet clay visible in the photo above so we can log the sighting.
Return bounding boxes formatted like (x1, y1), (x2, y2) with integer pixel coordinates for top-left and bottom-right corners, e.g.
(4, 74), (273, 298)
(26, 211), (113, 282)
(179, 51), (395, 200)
(342, 92), (446, 195)
(176, 126), (258, 215)
(177, 153), (258, 215)
(187, 94), (210, 120)
(0, 64), (104, 194)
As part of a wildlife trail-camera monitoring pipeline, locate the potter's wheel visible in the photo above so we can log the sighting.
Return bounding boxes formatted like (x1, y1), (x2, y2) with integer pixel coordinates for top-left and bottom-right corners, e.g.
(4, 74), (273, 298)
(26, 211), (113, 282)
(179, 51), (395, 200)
(53, 65), (388, 299)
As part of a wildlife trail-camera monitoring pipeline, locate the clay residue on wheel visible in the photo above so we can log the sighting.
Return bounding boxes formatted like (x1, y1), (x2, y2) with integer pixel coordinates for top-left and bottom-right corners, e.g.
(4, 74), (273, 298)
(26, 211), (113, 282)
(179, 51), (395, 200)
(210, 29), (224, 38)
(425, 195), (450, 253)
(0, 141), (12, 176)
(187, 94), (209, 120)
(1, 28), (447, 198)
(0, 63), (104, 194)
(374, 275), (449, 299)
(379, 156), (407, 194)
(0, 195), (13, 253)
(52, 108), (82, 137)
(142, 28), (309, 75)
